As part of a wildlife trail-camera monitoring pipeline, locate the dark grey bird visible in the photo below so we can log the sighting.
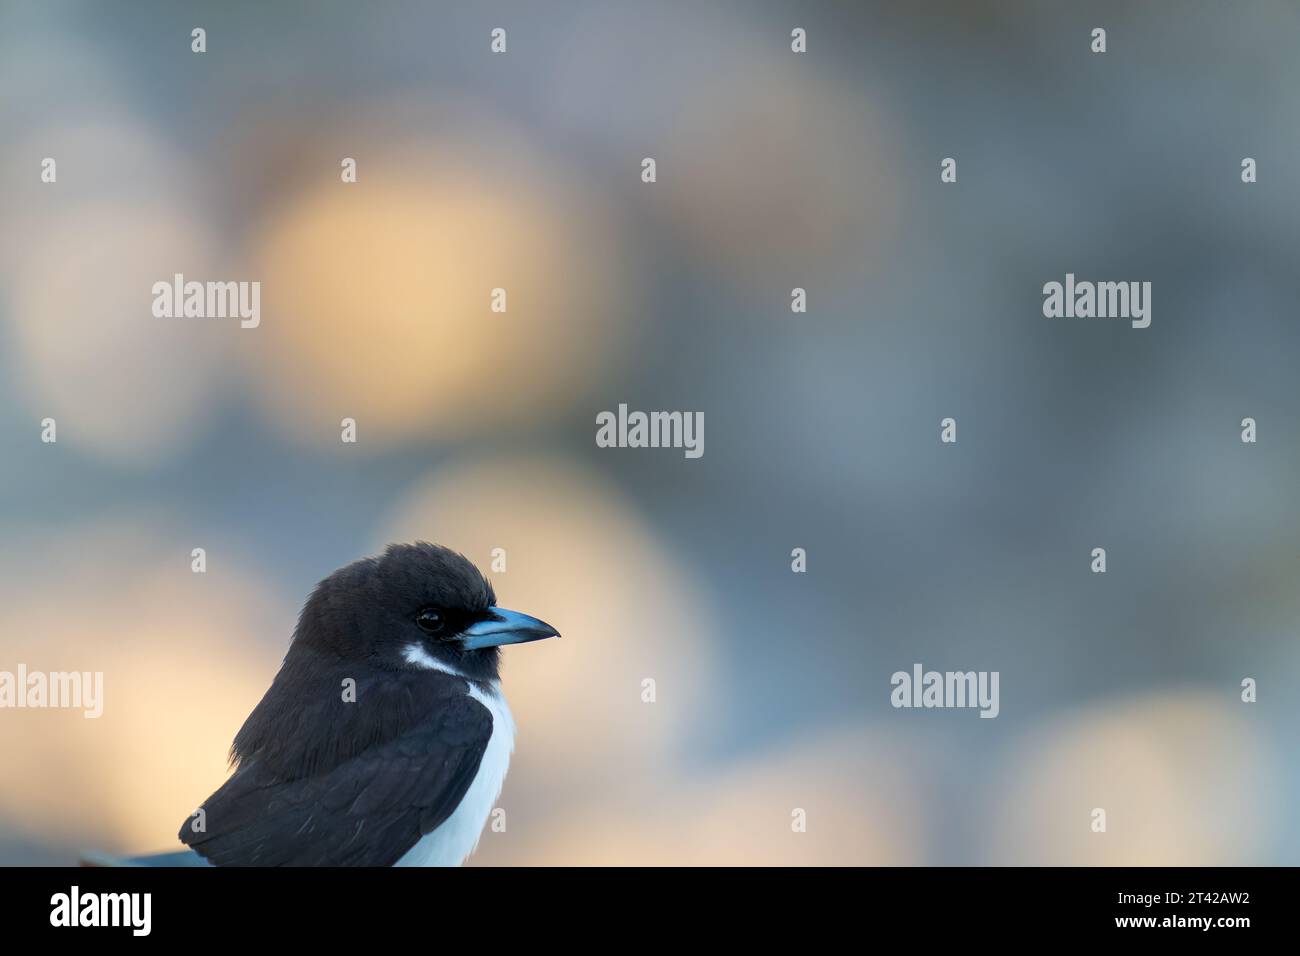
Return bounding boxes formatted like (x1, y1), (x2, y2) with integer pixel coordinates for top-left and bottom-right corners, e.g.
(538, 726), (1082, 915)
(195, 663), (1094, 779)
(86, 543), (558, 867)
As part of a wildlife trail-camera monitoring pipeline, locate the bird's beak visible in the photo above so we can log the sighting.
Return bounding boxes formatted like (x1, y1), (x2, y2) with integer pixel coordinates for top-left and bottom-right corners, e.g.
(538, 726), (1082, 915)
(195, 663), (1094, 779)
(460, 607), (560, 650)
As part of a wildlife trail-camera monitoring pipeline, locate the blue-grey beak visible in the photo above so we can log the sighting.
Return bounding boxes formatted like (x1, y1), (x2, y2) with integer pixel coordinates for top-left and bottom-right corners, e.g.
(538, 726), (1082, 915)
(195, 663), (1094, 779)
(460, 607), (560, 650)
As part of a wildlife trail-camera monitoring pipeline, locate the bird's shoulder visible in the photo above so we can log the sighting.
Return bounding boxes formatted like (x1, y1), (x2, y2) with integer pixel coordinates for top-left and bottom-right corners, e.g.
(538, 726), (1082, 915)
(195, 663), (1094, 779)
(178, 669), (495, 866)
(231, 647), (491, 780)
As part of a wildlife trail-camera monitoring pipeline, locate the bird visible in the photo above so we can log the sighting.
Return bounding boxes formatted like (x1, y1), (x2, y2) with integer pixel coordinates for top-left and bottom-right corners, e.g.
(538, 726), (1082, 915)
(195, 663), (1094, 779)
(161, 542), (559, 867)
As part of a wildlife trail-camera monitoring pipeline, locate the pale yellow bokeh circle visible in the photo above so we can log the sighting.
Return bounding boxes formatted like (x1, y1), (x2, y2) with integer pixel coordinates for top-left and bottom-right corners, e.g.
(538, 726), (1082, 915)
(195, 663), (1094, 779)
(248, 135), (631, 445)
(990, 690), (1277, 865)
(0, 524), (283, 854)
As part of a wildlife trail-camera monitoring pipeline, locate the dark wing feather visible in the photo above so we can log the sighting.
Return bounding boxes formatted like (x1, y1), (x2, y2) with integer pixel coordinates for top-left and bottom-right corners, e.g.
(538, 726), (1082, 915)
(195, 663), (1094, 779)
(179, 679), (492, 867)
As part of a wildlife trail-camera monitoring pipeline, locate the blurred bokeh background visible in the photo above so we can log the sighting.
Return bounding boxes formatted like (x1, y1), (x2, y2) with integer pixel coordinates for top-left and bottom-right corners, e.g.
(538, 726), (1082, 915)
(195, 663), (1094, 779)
(1, 0), (1298, 865)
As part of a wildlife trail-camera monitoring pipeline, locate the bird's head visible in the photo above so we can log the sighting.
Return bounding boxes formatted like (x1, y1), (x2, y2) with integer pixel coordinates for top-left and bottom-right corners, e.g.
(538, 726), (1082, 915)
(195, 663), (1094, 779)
(293, 542), (559, 683)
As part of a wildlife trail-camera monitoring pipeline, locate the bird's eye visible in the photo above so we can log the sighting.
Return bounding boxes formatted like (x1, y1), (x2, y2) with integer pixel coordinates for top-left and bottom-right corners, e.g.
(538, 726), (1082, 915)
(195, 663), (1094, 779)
(415, 608), (444, 634)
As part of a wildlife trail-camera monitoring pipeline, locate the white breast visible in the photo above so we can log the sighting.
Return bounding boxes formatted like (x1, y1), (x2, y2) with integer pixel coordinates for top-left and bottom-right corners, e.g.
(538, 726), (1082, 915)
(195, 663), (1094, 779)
(394, 645), (516, 867)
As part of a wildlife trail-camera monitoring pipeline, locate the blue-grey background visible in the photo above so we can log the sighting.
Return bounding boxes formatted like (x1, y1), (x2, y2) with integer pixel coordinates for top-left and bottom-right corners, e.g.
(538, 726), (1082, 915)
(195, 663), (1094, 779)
(0, 1), (1296, 864)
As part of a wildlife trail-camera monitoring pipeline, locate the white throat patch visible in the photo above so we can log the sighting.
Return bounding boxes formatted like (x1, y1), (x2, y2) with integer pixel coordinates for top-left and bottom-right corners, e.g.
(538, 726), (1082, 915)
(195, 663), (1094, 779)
(402, 642), (464, 677)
